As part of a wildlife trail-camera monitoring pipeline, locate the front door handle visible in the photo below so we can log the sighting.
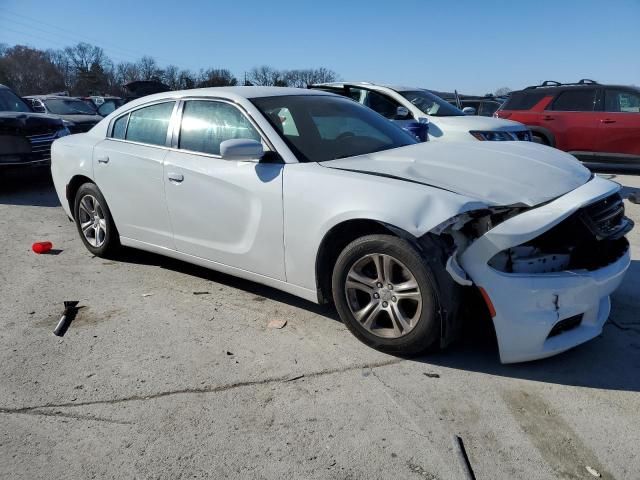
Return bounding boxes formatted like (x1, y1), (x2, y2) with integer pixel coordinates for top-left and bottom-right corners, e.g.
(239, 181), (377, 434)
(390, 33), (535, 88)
(167, 172), (184, 183)
(542, 115), (554, 121)
(601, 119), (616, 124)
(97, 156), (109, 164)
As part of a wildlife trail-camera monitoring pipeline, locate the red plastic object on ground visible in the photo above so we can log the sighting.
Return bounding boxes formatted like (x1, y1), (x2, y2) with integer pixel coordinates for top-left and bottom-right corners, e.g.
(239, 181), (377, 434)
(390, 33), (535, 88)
(32, 241), (53, 254)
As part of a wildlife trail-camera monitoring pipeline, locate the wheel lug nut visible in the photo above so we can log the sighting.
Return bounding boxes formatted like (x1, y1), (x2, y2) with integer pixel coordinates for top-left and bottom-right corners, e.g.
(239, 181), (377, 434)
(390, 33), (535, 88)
(376, 282), (383, 288)
(373, 293), (379, 299)
(388, 285), (393, 290)
(392, 296), (397, 302)
(382, 301), (388, 307)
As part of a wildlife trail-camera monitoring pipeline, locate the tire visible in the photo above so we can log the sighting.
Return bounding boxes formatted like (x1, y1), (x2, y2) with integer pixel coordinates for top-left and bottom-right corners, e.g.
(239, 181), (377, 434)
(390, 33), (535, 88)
(73, 183), (119, 257)
(331, 234), (441, 355)
(532, 133), (549, 145)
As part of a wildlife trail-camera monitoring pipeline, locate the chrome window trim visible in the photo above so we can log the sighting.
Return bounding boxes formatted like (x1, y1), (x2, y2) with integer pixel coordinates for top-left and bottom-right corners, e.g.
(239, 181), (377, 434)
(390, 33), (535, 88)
(107, 99), (177, 147)
(105, 96), (277, 159)
(174, 96), (276, 156)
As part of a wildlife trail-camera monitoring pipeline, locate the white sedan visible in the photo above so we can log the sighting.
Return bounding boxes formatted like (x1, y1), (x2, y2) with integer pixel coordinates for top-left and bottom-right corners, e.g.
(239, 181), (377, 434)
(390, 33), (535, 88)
(51, 87), (633, 363)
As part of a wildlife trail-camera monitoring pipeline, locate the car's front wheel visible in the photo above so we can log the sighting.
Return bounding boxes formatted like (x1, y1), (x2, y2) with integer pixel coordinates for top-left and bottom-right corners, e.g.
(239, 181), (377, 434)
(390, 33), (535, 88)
(332, 235), (441, 355)
(73, 183), (119, 257)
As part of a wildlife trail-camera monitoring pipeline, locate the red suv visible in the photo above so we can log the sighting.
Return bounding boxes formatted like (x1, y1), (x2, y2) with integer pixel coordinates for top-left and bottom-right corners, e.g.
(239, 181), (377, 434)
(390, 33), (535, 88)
(496, 79), (640, 169)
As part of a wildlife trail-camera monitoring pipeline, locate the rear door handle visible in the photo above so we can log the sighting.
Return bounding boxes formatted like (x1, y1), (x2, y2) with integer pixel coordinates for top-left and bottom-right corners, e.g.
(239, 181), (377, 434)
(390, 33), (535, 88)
(97, 156), (109, 164)
(167, 172), (184, 183)
(601, 119), (616, 124)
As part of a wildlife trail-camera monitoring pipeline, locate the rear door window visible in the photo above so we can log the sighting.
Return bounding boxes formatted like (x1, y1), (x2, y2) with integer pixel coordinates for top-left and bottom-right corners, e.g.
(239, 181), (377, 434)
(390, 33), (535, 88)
(125, 102), (175, 146)
(550, 89), (597, 111)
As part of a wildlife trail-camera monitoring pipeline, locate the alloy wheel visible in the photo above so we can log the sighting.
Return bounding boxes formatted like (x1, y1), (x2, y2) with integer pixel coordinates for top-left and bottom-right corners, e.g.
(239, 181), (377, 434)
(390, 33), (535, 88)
(78, 194), (107, 248)
(344, 253), (422, 338)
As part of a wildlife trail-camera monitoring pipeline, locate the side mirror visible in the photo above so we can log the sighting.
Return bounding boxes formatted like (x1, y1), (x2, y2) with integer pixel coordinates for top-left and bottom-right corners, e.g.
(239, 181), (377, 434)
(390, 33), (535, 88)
(395, 106), (412, 120)
(403, 122), (429, 142)
(220, 139), (264, 161)
(462, 106), (476, 116)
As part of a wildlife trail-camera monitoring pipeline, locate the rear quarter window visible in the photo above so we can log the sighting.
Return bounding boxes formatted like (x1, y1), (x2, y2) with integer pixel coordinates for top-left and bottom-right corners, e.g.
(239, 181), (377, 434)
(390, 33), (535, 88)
(502, 91), (547, 110)
(111, 114), (128, 139)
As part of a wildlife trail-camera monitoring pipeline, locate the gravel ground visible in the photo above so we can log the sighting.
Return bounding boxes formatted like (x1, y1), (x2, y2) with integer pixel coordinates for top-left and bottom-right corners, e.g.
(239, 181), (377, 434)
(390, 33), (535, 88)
(0, 169), (639, 480)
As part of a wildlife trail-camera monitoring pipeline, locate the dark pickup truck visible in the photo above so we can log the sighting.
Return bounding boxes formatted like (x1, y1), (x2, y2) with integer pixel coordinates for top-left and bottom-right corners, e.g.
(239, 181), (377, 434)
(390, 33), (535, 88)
(0, 84), (69, 169)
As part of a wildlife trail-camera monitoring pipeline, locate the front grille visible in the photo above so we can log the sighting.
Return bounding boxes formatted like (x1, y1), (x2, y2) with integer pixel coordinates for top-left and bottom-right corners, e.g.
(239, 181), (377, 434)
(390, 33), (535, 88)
(26, 132), (57, 161)
(489, 192), (632, 273)
(580, 193), (632, 240)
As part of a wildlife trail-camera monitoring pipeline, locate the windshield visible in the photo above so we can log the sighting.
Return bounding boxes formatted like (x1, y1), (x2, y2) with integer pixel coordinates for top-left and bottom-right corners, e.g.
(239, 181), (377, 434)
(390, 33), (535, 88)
(398, 90), (465, 117)
(44, 98), (97, 115)
(251, 95), (417, 162)
(0, 89), (32, 113)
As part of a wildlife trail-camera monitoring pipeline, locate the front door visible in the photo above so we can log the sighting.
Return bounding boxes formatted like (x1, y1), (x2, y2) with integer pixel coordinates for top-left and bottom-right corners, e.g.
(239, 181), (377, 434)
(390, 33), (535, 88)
(542, 88), (600, 153)
(163, 99), (286, 280)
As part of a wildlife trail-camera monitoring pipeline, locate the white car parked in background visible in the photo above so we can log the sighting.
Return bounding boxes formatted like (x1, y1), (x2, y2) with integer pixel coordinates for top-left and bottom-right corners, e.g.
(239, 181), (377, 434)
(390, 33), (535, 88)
(51, 87), (632, 363)
(310, 82), (532, 142)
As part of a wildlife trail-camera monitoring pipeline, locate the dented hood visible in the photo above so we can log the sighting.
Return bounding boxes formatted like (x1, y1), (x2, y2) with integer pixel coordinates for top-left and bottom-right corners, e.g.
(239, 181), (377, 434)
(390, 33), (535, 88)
(321, 141), (592, 207)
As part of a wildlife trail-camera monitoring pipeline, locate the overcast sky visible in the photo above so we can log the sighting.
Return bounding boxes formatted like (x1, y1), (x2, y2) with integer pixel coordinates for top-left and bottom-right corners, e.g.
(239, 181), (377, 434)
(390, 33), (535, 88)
(1, 0), (639, 94)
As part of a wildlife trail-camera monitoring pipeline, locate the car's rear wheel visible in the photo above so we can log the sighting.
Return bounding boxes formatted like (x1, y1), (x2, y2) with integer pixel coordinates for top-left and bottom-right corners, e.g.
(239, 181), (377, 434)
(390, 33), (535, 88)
(73, 183), (119, 257)
(332, 235), (440, 354)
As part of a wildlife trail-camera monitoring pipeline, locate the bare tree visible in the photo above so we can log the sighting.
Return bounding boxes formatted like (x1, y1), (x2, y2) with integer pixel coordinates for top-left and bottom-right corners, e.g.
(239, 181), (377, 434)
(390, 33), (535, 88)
(47, 49), (74, 91)
(162, 64), (181, 90)
(285, 67), (338, 87)
(1, 41), (341, 96)
(136, 56), (161, 80)
(0, 45), (65, 94)
(196, 68), (238, 87)
(115, 61), (141, 84)
(494, 87), (512, 96)
(247, 65), (287, 86)
(63, 42), (107, 73)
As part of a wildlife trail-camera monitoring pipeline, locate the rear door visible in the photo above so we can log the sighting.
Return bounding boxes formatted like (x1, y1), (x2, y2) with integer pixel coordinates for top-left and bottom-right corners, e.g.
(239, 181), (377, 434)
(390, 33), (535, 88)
(93, 101), (176, 249)
(544, 88), (600, 153)
(596, 88), (640, 163)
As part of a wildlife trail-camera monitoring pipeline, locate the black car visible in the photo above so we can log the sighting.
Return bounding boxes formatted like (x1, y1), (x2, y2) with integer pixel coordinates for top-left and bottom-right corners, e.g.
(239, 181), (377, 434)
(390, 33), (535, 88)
(0, 84), (69, 169)
(429, 90), (506, 117)
(24, 95), (103, 133)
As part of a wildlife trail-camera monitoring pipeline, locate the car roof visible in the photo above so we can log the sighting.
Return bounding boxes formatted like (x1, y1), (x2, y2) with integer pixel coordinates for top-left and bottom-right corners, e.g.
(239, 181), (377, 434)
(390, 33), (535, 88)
(118, 86), (334, 110)
(24, 95), (85, 100)
(314, 81), (420, 92)
(514, 83), (640, 94)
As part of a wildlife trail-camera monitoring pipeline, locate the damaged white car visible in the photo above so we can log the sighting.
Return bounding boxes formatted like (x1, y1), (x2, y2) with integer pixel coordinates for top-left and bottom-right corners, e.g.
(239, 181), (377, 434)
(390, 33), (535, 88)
(50, 87), (633, 363)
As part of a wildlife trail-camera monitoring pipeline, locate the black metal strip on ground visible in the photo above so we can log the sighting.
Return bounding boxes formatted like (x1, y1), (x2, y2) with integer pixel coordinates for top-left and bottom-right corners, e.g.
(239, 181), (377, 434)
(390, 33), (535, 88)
(454, 435), (477, 480)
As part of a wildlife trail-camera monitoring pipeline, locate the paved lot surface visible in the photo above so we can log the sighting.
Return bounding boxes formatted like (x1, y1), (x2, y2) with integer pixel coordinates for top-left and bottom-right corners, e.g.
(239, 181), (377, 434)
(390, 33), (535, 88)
(1, 169), (639, 480)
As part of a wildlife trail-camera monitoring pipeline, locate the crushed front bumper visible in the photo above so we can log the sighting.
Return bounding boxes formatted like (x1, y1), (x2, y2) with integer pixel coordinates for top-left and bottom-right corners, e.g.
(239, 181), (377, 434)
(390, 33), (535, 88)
(459, 176), (631, 363)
